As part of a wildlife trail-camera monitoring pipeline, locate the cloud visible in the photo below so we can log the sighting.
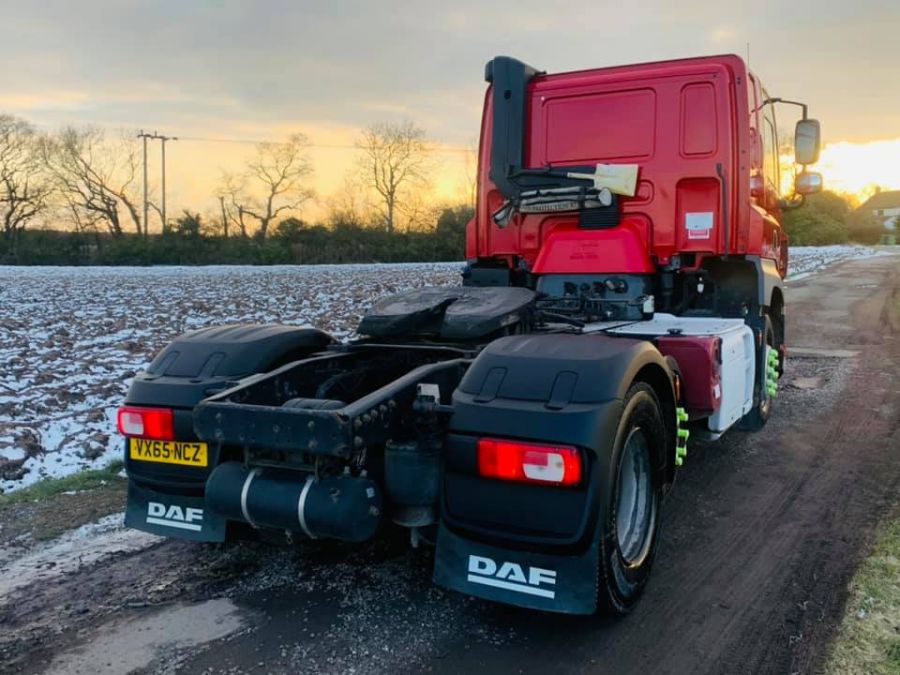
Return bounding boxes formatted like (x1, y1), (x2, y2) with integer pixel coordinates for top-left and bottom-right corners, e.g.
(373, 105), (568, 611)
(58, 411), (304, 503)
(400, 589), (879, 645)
(710, 26), (738, 44)
(2, 0), (897, 219)
(0, 90), (90, 112)
(4, 0), (896, 140)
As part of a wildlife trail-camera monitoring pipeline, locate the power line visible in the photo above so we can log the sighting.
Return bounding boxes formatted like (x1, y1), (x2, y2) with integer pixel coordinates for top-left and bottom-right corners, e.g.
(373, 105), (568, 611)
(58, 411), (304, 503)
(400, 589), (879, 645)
(27, 118), (474, 153)
(175, 135), (262, 145)
(28, 121), (474, 154)
(175, 134), (473, 154)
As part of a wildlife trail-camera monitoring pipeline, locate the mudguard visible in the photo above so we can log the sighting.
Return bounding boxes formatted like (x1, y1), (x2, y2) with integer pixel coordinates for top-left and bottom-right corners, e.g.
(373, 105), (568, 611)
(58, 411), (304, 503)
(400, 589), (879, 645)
(435, 332), (673, 612)
(747, 255), (784, 308)
(125, 480), (227, 542)
(357, 286), (536, 340)
(126, 324), (333, 408)
(124, 324), (334, 536)
(434, 523), (601, 614)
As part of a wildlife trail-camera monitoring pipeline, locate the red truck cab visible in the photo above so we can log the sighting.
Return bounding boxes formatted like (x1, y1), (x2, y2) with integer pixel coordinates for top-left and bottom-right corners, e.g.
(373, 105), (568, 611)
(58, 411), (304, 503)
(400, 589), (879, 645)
(466, 55), (820, 329)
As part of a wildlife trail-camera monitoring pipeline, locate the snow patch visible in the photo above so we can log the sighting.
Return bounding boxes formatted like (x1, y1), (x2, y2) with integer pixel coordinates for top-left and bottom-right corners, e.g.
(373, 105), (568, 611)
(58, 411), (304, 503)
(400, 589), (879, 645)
(0, 513), (160, 602)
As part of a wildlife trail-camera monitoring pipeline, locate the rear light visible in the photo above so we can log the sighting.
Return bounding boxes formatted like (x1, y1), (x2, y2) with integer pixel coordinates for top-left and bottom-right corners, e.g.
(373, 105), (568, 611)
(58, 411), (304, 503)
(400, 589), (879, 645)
(477, 438), (582, 486)
(116, 406), (175, 440)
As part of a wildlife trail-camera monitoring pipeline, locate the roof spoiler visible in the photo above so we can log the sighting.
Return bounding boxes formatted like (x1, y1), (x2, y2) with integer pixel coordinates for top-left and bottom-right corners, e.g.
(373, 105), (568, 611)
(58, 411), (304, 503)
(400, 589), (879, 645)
(484, 56), (541, 199)
(482, 56), (625, 228)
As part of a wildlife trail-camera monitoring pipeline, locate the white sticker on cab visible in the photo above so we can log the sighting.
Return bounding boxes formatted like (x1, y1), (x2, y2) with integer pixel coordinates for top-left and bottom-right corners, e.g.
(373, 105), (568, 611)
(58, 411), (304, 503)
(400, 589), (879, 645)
(686, 211), (714, 239)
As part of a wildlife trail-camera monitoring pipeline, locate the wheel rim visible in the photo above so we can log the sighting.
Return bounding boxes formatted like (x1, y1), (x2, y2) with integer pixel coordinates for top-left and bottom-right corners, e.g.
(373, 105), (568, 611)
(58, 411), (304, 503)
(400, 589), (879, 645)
(615, 427), (656, 567)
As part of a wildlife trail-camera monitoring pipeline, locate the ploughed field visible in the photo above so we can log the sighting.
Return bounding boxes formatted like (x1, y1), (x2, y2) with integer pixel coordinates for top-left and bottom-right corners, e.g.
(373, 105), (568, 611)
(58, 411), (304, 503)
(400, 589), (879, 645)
(0, 246), (880, 493)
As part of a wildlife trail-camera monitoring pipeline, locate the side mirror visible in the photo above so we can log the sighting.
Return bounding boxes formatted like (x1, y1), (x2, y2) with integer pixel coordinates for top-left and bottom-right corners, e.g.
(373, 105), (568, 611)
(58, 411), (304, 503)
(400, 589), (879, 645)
(795, 119), (821, 165)
(795, 171), (823, 195)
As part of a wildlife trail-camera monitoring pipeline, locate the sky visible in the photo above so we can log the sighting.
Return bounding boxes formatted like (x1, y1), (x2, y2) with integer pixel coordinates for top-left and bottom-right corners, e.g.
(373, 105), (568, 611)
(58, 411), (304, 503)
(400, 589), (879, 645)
(2, 0), (899, 225)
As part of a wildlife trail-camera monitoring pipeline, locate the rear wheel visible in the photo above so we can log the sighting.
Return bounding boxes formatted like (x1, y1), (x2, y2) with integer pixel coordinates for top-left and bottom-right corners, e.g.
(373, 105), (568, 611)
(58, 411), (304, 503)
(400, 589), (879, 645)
(598, 383), (665, 614)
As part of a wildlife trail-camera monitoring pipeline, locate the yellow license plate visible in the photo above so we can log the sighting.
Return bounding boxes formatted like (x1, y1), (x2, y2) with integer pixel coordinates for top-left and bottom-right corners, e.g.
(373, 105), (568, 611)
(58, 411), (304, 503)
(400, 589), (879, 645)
(129, 438), (208, 467)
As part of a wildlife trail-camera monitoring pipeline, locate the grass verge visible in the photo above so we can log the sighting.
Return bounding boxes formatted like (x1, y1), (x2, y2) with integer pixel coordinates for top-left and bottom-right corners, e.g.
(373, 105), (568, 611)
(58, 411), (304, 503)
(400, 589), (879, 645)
(0, 460), (125, 510)
(825, 517), (900, 674)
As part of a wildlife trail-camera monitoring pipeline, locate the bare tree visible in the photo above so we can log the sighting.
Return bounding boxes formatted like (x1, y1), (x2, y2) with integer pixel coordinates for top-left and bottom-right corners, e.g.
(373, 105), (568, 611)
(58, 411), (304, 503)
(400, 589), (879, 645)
(0, 115), (51, 243)
(217, 134), (314, 239)
(217, 172), (251, 238)
(324, 173), (375, 226)
(458, 138), (478, 210)
(42, 126), (143, 236)
(357, 121), (433, 233)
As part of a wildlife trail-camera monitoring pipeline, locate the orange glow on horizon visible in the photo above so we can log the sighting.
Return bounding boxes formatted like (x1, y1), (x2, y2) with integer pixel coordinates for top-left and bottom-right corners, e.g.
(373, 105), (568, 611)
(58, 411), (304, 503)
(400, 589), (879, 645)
(89, 131), (900, 230)
(809, 138), (900, 203)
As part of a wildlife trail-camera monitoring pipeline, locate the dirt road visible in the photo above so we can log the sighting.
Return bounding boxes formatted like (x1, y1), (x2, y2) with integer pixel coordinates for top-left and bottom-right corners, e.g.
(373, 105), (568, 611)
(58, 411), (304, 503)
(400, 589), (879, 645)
(1, 253), (898, 675)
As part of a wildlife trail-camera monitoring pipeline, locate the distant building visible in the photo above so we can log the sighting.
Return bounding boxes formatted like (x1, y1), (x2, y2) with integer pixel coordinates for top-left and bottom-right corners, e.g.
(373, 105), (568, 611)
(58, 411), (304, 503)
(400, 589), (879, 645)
(858, 190), (900, 231)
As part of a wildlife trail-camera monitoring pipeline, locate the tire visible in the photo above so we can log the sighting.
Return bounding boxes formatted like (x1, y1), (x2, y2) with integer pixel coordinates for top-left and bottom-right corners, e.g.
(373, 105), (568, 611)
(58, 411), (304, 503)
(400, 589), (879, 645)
(738, 316), (776, 432)
(597, 383), (666, 614)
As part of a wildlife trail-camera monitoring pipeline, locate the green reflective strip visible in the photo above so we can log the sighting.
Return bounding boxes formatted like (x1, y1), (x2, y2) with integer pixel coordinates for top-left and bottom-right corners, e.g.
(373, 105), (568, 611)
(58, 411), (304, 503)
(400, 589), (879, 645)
(674, 406), (689, 466)
(765, 346), (779, 399)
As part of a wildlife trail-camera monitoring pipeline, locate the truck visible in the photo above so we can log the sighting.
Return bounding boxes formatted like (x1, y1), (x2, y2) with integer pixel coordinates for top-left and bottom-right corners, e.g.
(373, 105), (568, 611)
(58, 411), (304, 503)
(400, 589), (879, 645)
(118, 54), (822, 615)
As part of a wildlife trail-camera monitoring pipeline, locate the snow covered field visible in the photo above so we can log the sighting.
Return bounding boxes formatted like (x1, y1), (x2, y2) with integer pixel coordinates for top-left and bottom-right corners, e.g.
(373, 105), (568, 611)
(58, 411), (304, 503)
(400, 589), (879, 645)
(786, 245), (885, 281)
(0, 263), (461, 492)
(0, 246), (884, 492)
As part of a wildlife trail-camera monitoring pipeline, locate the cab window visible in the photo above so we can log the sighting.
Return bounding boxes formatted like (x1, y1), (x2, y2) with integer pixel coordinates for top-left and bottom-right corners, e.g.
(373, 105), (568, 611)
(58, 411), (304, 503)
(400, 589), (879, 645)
(761, 94), (779, 196)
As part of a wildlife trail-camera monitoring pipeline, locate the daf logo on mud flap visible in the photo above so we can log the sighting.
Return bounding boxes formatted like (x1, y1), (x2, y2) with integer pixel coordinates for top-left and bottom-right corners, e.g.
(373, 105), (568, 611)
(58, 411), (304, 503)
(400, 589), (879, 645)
(146, 501), (204, 532)
(466, 555), (557, 599)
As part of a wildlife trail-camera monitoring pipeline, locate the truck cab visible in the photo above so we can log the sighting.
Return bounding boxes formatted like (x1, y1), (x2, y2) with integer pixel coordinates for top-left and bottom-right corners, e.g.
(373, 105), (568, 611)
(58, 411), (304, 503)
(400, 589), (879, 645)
(465, 55), (820, 340)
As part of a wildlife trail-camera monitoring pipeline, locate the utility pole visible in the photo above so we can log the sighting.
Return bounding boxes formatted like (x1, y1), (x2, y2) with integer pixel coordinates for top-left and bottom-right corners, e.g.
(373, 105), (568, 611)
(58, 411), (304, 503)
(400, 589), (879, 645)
(219, 195), (229, 239)
(137, 130), (177, 234)
(159, 134), (176, 230)
(139, 130), (149, 238)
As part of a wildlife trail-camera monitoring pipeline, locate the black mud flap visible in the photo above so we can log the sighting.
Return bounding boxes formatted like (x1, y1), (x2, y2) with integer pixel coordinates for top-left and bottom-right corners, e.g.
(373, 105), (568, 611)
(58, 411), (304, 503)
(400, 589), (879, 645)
(125, 482), (226, 542)
(433, 524), (600, 615)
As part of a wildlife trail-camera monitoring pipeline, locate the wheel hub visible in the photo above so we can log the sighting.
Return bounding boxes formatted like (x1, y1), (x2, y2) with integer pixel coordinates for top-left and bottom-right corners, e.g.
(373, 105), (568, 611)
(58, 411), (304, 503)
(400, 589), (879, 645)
(616, 427), (656, 567)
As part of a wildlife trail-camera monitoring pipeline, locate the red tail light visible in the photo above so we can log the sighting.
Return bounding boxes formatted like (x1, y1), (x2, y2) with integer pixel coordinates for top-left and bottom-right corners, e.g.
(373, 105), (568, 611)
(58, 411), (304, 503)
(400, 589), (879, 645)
(477, 438), (582, 486)
(116, 406), (175, 440)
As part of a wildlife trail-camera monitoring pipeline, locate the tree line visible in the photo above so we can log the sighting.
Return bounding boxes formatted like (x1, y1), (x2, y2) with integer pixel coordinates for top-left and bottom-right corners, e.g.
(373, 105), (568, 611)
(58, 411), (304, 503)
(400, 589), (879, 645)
(6, 207), (471, 266)
(782, 191), (889, 246)
(0, 113), (467, 264)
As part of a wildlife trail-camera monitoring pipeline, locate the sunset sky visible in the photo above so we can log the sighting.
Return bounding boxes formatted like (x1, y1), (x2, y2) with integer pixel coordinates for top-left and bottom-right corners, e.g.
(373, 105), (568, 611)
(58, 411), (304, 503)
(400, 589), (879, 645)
(2, 0), (899, 224)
